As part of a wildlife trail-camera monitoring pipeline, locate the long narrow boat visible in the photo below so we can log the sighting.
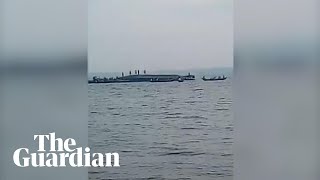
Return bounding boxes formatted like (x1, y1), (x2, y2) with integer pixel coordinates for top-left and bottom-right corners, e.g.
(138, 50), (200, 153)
(202, 76), (227, 81)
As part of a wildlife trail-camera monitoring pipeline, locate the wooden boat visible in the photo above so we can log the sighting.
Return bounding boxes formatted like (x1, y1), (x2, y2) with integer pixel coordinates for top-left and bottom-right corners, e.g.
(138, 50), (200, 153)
(182, 73), (195, 80)
(202, 76), (227, 81)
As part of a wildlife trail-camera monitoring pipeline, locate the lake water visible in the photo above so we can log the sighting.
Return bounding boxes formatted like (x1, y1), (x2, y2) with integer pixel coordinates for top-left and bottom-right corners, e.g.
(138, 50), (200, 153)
(89, 79), (233, 180)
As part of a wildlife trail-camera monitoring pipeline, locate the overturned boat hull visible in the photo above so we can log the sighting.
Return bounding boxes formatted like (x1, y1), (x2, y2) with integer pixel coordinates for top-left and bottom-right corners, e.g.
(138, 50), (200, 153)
(89, 74), (181, 84)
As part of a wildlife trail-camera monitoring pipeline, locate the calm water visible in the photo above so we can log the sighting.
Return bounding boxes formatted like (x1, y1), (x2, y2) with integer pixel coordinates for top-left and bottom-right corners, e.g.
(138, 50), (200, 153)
(89, 79), (233, 180)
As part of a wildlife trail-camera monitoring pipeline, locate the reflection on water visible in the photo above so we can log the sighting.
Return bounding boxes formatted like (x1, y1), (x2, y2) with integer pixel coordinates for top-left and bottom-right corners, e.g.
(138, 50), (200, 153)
(89, 79), (232, 180)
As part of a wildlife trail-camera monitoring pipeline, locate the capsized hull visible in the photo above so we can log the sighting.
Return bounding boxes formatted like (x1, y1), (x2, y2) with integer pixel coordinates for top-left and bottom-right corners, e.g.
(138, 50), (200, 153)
(89, 74), (182, 84)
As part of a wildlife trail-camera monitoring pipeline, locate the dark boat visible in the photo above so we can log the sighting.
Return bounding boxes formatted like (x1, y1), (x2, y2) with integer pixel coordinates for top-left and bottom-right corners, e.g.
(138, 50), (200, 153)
(182, 73), (195, 80)
(202, 76), (227, 81)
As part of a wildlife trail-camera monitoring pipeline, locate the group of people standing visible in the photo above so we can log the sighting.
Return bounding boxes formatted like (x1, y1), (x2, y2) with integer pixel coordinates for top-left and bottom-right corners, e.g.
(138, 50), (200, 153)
(122, 70), (147, 77)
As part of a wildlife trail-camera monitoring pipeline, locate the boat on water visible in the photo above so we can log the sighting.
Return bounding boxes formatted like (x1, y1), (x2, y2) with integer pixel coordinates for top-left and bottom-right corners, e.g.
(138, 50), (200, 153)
(182, 73), (195, 80)
(202, 75), (227, 81)
(88, 70), (195, 84)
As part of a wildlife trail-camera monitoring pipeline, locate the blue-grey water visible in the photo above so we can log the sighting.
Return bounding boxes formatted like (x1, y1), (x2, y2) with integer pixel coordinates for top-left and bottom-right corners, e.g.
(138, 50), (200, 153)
(89, 79), (233, 180)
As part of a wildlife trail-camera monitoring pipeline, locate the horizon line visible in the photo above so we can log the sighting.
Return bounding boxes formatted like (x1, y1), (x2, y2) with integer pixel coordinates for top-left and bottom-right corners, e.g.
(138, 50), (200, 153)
(88, 66), (233, 74)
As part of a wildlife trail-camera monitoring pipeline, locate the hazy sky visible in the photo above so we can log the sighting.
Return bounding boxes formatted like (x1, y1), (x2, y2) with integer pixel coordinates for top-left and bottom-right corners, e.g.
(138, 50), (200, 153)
(89, 0), (233, 73)
(2, 0), (87, 63)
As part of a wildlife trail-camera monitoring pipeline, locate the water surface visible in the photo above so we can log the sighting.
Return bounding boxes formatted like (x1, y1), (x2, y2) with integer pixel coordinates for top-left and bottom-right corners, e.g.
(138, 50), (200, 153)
(89, 79), (233, 180)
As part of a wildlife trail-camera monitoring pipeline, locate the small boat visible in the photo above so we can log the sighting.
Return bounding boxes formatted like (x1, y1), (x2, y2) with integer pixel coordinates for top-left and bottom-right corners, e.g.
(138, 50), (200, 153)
(202, 76), (227, 81)
(182, 73), (195, 80)
(178, 77), (184, 82)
